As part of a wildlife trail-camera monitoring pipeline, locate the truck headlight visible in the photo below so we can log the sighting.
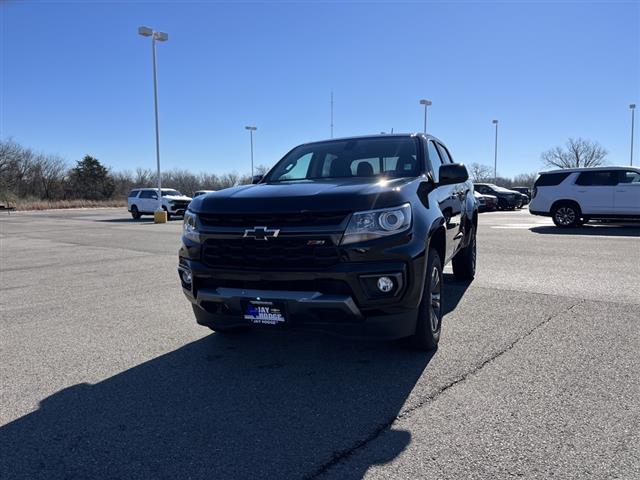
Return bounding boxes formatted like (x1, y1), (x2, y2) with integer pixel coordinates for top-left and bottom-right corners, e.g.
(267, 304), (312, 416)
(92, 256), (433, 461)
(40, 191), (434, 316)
(183, 210), (199, 241)
(341, 203), (412, 245)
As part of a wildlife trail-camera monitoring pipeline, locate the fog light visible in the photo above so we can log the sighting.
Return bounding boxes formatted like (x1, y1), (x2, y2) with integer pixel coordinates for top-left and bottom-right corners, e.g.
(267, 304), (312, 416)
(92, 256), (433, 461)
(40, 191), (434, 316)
(377, 276), (394, 293)
(181, 270), (192, 285)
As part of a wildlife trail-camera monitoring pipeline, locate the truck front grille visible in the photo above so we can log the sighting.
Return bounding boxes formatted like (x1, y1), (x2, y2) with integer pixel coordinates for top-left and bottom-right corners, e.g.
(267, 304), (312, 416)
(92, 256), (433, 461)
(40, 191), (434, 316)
(198, 212), (348, 228)
(202, 237), (340, 270)
(171, 201), (190, 209)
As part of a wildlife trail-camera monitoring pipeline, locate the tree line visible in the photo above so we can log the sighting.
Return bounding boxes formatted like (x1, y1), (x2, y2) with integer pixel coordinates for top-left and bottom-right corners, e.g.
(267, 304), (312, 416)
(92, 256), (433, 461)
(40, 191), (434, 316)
(1, 136), (608, 203)
(0, 139), (267, 203)
(468, 137), (608, 187)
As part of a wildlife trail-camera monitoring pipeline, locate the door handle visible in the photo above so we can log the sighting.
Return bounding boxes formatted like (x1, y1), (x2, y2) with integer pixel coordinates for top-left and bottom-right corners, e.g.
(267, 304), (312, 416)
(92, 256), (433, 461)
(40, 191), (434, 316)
(577, 190), (587, 193)
(616, 189), (626, 192)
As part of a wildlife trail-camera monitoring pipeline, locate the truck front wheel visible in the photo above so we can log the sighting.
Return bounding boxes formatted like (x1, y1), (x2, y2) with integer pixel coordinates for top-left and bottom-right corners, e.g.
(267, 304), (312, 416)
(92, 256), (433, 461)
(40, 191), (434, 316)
(411, 248), (443, 351)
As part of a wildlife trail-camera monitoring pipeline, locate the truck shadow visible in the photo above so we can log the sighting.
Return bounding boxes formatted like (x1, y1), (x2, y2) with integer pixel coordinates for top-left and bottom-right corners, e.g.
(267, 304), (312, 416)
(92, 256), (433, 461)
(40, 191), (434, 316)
(0, 327), (441, 478)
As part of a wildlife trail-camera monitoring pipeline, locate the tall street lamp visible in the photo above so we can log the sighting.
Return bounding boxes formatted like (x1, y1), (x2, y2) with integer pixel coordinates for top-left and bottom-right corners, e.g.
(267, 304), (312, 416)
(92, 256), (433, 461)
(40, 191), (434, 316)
(630, 104), (636, 166)
(330, 91), (334, 139)
(138, 26), (168, 222)
(419, 99), (432, 133)
(245, 126), (257, 177)
(492, 119), (499, 181)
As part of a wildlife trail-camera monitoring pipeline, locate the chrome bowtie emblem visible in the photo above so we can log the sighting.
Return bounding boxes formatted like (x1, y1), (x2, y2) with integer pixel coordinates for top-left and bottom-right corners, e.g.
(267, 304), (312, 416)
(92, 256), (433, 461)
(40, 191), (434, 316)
(243, 226), (280, 241)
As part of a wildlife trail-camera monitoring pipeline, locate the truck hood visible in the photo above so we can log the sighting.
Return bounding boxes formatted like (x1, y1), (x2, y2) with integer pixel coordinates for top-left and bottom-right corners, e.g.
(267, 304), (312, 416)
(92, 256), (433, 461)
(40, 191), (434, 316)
(189, 177), (418, 214)
(164, 195), (192, 202)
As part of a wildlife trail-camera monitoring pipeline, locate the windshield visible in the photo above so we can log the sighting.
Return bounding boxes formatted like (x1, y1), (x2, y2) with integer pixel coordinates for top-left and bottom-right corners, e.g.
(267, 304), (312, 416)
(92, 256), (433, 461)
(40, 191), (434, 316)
(161, 189), (182, 197)
(264, 137), (420, 183)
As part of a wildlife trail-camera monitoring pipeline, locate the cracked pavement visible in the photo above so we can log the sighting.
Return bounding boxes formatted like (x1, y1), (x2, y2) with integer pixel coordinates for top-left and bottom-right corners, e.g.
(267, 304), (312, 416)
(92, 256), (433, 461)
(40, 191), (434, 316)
(1, 208), (639, 479)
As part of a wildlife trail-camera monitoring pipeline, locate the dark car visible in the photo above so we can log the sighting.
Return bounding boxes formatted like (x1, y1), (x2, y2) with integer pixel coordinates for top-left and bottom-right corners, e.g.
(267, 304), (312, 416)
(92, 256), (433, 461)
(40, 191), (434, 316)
(512, 186), (531, 198)
(511, 187), (530, 207)
(474, 183), (521, 210)
(179, 134), (478, 351)
(474, 190), (498, 212)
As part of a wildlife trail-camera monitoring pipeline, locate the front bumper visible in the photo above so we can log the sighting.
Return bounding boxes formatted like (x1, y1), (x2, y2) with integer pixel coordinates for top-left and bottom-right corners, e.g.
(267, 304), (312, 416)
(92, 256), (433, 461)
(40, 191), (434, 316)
(168, 205), (187, 215)
(178, 254), (425, 340)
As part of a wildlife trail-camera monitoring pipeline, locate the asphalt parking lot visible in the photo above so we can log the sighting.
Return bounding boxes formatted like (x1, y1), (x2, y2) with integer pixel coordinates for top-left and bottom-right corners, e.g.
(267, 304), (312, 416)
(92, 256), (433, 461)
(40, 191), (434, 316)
(1, 208), (639, 479)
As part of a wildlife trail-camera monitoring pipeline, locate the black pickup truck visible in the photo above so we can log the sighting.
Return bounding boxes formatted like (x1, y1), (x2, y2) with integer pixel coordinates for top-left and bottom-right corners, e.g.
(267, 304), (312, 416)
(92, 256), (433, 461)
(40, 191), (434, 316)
(179, 134), (477, 350)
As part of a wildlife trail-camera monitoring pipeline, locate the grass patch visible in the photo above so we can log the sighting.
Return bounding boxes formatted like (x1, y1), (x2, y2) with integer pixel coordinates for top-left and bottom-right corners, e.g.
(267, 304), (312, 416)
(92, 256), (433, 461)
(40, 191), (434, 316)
(10, 199), (127, 211)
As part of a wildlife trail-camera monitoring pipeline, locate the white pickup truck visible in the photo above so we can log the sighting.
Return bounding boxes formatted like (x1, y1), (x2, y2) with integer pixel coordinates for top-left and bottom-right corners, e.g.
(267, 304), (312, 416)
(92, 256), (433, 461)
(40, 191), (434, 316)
(127, 188), (192, 220)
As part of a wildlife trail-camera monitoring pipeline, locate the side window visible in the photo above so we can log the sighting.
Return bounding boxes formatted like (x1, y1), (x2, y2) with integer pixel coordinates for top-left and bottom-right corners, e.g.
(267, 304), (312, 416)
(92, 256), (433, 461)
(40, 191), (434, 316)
(436, 143), (453, 164)
(534, 172), (571, 187)
(575, 171), (618, 186)
(619, 171), (640, 184)
(140, 190), (157, 199)
(128, 190), (139, 198)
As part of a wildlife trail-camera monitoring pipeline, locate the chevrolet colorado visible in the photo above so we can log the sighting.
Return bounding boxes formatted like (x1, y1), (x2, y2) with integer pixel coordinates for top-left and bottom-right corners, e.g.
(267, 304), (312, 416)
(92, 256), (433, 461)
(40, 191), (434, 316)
(179, 134), (477, 350)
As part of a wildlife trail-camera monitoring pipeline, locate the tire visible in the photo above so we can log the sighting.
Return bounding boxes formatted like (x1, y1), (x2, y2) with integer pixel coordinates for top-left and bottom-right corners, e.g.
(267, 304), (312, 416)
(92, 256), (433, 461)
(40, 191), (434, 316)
(452, 225), (476, 281)
(191, 304), (248, 334)
(552, 202), (581, 227)
(411, 248), (444, 351)
(162, 207), (171, 221)
(130, 205), (141, 220)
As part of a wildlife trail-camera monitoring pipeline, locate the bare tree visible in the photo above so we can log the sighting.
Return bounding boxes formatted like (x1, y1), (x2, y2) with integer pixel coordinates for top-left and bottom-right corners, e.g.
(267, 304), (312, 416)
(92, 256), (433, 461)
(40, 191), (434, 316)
(35, 154), (67, 199)
(541, 138), (607, 169)
(134, 168), (154, 187)
(468, 163), (494, 182)
(219, 172), (240, 189)
(513, 172), (538, 188)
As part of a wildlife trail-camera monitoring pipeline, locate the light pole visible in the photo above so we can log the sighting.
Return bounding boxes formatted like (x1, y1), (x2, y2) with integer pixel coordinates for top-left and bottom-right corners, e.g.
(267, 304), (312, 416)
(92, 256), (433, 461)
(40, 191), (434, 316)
(630, 104), (636, 166)
(419, 99), (432, 133)
(138, 26), (168, 220)
(492, 119), (499, 181)
(245, 126), (257, 177)
(330, 91), (334, 138)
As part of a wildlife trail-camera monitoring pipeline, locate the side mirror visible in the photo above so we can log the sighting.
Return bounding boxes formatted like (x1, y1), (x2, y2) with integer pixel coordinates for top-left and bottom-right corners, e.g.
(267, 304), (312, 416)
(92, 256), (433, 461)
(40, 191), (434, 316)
(438, 163), (469, 186)
(252, 174), (263, 184)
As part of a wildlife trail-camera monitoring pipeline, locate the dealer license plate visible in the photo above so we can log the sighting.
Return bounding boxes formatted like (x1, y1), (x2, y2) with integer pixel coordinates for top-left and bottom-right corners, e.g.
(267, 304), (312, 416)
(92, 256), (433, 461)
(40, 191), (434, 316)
(243, 300), (286, 325)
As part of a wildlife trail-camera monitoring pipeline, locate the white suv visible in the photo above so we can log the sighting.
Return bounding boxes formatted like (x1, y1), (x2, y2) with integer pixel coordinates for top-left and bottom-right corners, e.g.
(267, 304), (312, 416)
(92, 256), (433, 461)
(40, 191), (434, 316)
(529, 166), (640, 227)
(127, 188), (192, 220)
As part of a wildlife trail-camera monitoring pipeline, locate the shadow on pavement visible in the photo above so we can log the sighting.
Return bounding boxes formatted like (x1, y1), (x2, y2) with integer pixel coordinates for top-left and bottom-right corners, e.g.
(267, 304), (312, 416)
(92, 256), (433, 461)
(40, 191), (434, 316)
(0, 278), (474, 479)
(0, 329), (439, 479)
(442, 273), (472, 315)
(96, 217), (183, 223)
(530, 224), (640, 237)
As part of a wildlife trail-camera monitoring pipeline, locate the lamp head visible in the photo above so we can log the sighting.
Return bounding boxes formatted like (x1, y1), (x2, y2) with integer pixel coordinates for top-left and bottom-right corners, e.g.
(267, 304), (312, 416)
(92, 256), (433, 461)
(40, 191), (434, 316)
(154, 31), (169, 42)
(138, 26), (153, 37)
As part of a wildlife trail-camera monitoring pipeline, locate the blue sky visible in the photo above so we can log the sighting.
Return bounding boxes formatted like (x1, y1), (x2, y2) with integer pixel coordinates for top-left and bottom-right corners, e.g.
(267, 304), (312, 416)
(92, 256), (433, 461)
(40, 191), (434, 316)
(1, 0), (638, 178)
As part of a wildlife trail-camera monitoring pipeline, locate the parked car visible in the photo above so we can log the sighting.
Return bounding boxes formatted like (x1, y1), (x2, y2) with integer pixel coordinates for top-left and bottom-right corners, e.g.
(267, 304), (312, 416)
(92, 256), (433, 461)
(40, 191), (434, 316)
(179, 134), (478, 351)
(127, 188), (192, 220)
(515, 191), (529, 207)
(474, 190), (498, 212)
(529, 166), (640, 227)
(511, 186), (530, 207)
(512, 186), (531, 198)
(193, 190), (216, 198)
(474, 183), (521, 210)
